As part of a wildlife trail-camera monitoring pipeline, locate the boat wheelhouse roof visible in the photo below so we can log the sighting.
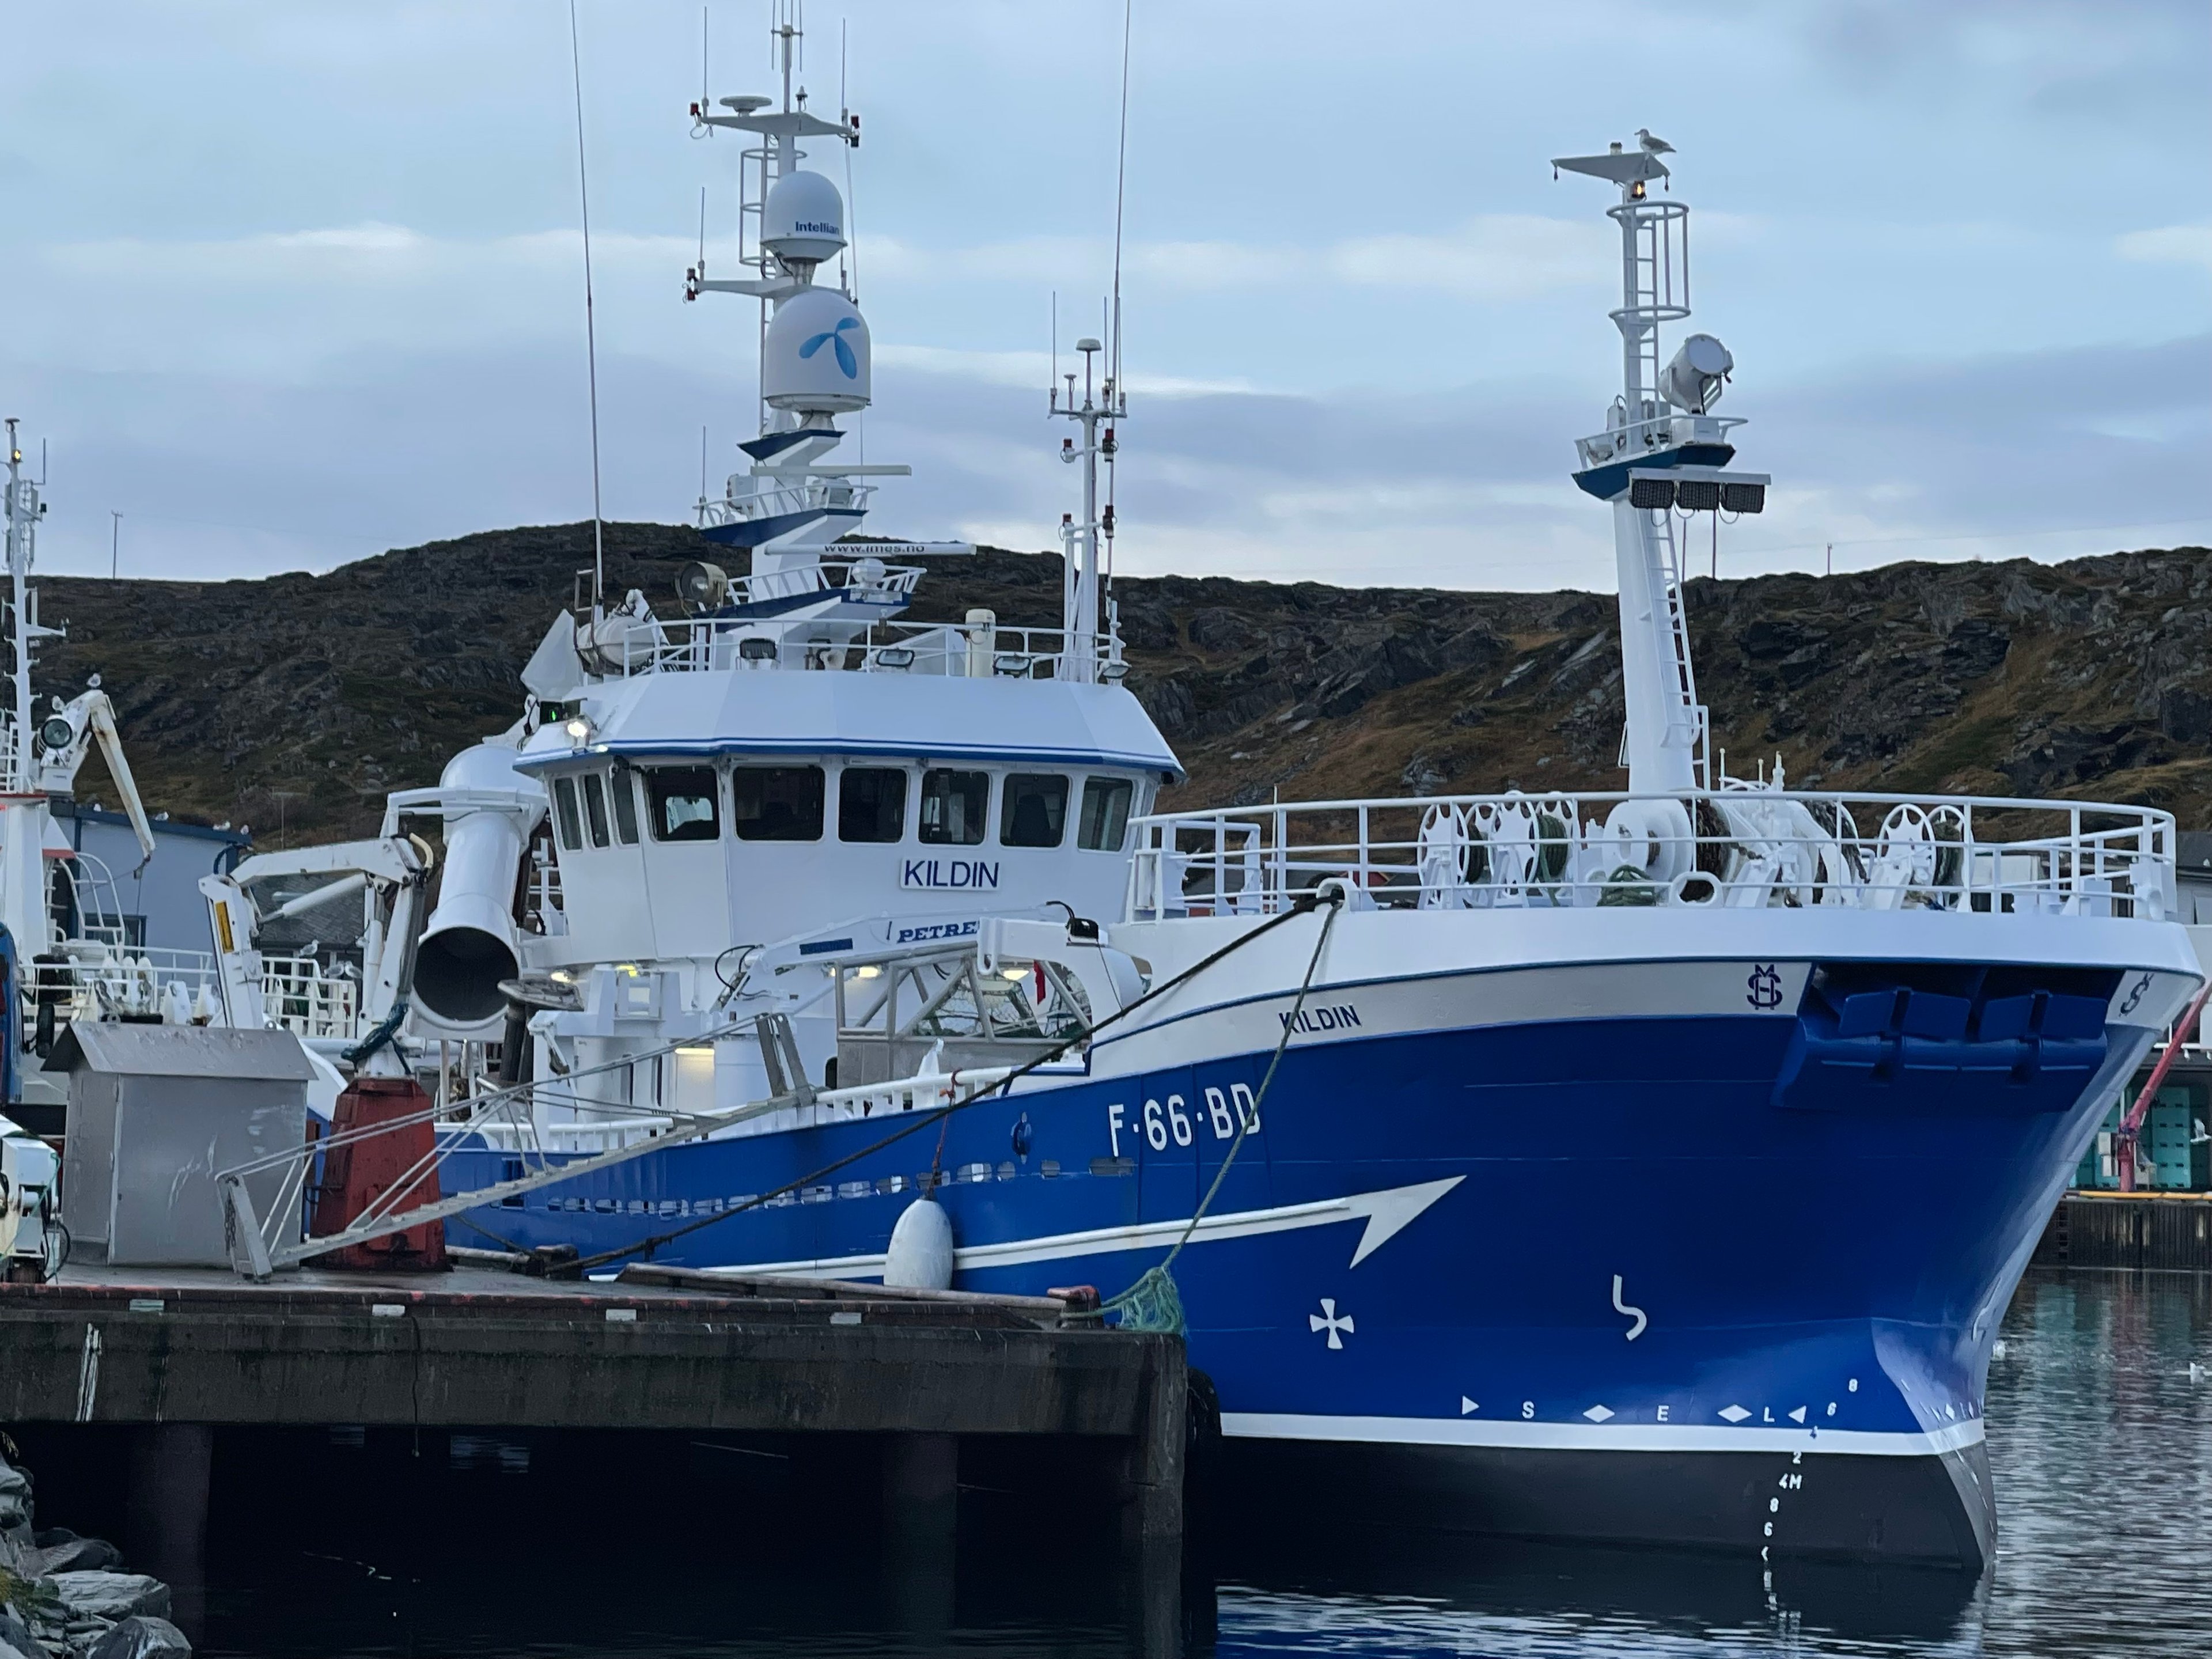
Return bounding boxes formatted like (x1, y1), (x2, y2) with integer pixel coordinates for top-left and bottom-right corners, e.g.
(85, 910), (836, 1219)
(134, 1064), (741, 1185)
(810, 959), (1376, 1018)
(518, 667), (1181, 779)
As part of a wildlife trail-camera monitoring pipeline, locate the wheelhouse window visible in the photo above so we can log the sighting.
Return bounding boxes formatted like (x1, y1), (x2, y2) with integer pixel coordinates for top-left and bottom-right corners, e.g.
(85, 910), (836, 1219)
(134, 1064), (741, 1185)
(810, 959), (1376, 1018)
(1078, 777), (1134, 852)
(609, 769), (640, 844)
(918, 769), (988, 846)
(580, 773), (612, 849)
(646, 766), (721, 843)
(839, 767), (908, 843)
(551, 776), (584, 852)
(1001, 774), (1069, 848)
(730, 765), (825, 842)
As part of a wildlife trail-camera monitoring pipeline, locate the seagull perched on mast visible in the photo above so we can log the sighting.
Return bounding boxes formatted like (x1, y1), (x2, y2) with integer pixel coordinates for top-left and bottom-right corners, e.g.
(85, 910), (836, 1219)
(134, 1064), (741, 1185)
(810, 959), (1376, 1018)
(1636, 128), (1675, 156)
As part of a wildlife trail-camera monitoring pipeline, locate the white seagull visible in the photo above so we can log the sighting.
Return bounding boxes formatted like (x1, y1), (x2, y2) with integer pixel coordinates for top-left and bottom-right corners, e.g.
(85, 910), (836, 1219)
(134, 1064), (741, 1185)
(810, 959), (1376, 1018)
(1636, 128), (1675, 156)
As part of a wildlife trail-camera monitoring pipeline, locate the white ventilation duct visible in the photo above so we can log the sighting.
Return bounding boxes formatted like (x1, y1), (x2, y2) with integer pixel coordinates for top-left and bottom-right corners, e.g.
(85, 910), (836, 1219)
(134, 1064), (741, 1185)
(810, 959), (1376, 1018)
(412, 745), (545, 1032)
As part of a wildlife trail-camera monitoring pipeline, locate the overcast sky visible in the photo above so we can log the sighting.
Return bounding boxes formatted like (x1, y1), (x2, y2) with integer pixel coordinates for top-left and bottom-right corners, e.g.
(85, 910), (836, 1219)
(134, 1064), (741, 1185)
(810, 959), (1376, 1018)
(0, 1), (2204, 592)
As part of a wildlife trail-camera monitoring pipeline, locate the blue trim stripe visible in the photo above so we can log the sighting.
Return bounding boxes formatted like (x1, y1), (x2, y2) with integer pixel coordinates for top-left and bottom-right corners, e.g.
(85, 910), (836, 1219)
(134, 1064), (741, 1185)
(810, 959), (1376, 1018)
(738, 429), (839, 461)
(1572, 441), (1737, 501)
(700, 506), (864, 550)
(709, 589), (906, 622)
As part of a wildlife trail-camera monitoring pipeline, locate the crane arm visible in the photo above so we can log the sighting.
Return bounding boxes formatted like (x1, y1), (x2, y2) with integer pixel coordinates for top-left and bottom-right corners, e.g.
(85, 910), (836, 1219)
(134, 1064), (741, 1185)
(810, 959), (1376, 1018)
(82, 695), (157, 874)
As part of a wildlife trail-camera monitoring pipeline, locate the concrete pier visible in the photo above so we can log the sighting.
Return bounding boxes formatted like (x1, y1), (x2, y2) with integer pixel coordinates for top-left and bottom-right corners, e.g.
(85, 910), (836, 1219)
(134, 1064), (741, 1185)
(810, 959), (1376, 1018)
(0, 1263), (1186, 1555)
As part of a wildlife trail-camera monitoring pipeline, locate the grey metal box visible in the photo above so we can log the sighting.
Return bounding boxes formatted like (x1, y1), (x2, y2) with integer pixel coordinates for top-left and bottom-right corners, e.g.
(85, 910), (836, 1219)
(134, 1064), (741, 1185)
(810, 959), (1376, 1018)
(51, 1025), (315, 1267)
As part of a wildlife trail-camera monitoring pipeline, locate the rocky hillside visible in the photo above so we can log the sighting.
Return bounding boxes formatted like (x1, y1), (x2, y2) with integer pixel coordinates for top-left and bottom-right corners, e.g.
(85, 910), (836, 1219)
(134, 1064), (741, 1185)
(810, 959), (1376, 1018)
(33, 522), (2212, 844)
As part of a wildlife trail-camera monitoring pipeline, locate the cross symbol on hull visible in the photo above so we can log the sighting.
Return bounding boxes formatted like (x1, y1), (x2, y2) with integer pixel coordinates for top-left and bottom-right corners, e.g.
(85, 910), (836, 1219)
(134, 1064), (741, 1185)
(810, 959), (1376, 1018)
(1310, 1298), (1355, 1350)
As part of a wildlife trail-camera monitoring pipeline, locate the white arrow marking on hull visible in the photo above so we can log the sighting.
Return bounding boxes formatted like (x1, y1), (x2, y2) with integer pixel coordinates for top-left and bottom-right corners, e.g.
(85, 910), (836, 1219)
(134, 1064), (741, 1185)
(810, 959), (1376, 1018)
(713, 1175), (1467, 1281)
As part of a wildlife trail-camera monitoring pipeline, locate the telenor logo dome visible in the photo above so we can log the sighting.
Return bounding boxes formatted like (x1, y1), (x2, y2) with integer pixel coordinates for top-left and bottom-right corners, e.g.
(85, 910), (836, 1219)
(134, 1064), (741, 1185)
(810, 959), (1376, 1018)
(801, 316), (862, 378)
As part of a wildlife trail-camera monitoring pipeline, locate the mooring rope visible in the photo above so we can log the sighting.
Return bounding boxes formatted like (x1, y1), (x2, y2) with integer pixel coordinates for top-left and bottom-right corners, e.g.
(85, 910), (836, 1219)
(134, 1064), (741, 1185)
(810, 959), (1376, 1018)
(1097, 891), (1343, 1334)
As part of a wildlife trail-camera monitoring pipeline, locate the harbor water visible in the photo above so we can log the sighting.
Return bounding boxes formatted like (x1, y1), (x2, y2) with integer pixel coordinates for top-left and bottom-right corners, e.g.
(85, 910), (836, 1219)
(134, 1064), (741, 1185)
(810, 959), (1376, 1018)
(140, 1264), (2211, 1657)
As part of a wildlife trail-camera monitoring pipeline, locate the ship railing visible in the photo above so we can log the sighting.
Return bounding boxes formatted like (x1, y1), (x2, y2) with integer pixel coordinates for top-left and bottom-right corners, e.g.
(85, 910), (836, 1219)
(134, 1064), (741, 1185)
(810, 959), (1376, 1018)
(213, 1010), (1017, 1278)
(469, 1063), (1018, 1158)
(725, 557), (927, 609)
(259, 956), (362, 1040)
(25, 946), (362, 1040)
(1126, 789), (2177, 922)
(614, 613), (1126, 684)
(696, 476), (880, 532)
(28, 945), (224, 1024)
(1576, 411), (1747, 471)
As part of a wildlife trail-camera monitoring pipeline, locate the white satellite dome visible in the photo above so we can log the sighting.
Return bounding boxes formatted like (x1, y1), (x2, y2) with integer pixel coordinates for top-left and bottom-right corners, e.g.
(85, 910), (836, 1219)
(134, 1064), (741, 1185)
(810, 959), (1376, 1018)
(762, 169), (847, 271)
(762, 286), (872, 412)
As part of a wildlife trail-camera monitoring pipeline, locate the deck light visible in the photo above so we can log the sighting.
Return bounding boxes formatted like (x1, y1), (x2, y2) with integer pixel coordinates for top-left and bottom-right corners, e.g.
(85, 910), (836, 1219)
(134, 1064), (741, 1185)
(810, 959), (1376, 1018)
(872, 646), (915, 670)
(1674, 478), (1721, 512)
(738, 637), (778, 662)
(994, 653), (1032, 676)
(1721, 482), (1766, 514)
(1101, 661), (1129, 684)
(1628, 476), (1676, 510)
(563, 717), (590, 744)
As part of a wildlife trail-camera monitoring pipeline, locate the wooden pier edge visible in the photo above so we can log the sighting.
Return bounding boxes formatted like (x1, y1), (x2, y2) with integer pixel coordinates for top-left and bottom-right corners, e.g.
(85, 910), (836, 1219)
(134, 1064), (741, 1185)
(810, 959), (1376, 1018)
(0, 1267), (1187, 1543)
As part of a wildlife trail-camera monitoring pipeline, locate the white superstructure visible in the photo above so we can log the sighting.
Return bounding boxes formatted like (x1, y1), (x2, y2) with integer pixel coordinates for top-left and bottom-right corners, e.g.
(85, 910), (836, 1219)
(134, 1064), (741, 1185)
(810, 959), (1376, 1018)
(224, 5), (1178, 1134)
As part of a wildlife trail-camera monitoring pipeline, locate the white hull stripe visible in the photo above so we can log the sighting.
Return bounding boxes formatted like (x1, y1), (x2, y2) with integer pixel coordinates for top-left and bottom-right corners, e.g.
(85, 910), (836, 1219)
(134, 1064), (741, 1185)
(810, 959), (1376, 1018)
(702, 1175), (1464, 1281)
(1221, 1411), (1987, 1459)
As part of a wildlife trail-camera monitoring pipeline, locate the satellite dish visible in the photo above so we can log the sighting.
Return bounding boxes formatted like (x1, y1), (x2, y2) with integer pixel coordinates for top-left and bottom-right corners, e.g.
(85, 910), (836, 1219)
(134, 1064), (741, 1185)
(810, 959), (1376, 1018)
(721, 95), (772, 113)
(762, 170), (847, 271)
(762, 286), (872, 413)
(676, 560), (730, 609)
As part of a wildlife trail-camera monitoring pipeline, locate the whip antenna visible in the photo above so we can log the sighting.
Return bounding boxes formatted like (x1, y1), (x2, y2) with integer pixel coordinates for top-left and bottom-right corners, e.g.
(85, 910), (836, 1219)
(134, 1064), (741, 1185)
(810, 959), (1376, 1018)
(840, 20), (858, 300)
(567, 0), (605, 607)
(1105, 0), (1132, 585)
(1109, 0), (1131, 391)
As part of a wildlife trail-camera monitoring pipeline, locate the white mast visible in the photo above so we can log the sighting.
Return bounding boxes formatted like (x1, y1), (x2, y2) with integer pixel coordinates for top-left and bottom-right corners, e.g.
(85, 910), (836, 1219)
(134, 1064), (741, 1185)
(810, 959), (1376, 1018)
(1050, 340), (1122, 684)
(2, 423), (36, 794)
(0, 424), (58, 959)
(1556, 137), (1760, 796)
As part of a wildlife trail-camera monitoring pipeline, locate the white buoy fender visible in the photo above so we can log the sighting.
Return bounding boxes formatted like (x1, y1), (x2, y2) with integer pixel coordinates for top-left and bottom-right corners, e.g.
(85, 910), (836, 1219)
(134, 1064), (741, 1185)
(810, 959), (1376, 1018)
(883, 1197), (954, 1291)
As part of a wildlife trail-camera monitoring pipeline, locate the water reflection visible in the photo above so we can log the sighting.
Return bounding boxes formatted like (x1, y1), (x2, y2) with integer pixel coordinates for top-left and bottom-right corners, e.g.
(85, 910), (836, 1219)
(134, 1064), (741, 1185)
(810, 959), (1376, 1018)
(1205, 1267), (2212, 1658)
(159, 1268), (2211, 1657)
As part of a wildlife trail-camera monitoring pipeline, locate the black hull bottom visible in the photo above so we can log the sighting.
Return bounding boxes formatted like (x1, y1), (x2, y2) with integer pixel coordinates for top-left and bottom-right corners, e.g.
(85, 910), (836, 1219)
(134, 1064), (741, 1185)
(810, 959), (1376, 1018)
(1217, 1435), (1995, 1571)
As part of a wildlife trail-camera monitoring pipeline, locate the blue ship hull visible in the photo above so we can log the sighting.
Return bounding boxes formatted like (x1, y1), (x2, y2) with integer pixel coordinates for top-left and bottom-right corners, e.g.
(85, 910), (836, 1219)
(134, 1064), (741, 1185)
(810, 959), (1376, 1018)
(442, 955), (2166, 1569)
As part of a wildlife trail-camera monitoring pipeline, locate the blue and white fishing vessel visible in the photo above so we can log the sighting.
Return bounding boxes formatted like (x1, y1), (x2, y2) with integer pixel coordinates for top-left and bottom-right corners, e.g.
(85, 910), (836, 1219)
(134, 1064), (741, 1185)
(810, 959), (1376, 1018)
(216, 48), (2196, 1570)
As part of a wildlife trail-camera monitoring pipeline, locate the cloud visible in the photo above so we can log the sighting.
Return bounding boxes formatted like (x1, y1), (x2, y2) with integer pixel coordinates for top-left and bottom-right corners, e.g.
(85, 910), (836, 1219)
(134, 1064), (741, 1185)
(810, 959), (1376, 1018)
(868, 215), (1608, 303)
(874, 343), (1256, 399)
(2119, 224), (2212, 276)
(7, 325), (2205, 602)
